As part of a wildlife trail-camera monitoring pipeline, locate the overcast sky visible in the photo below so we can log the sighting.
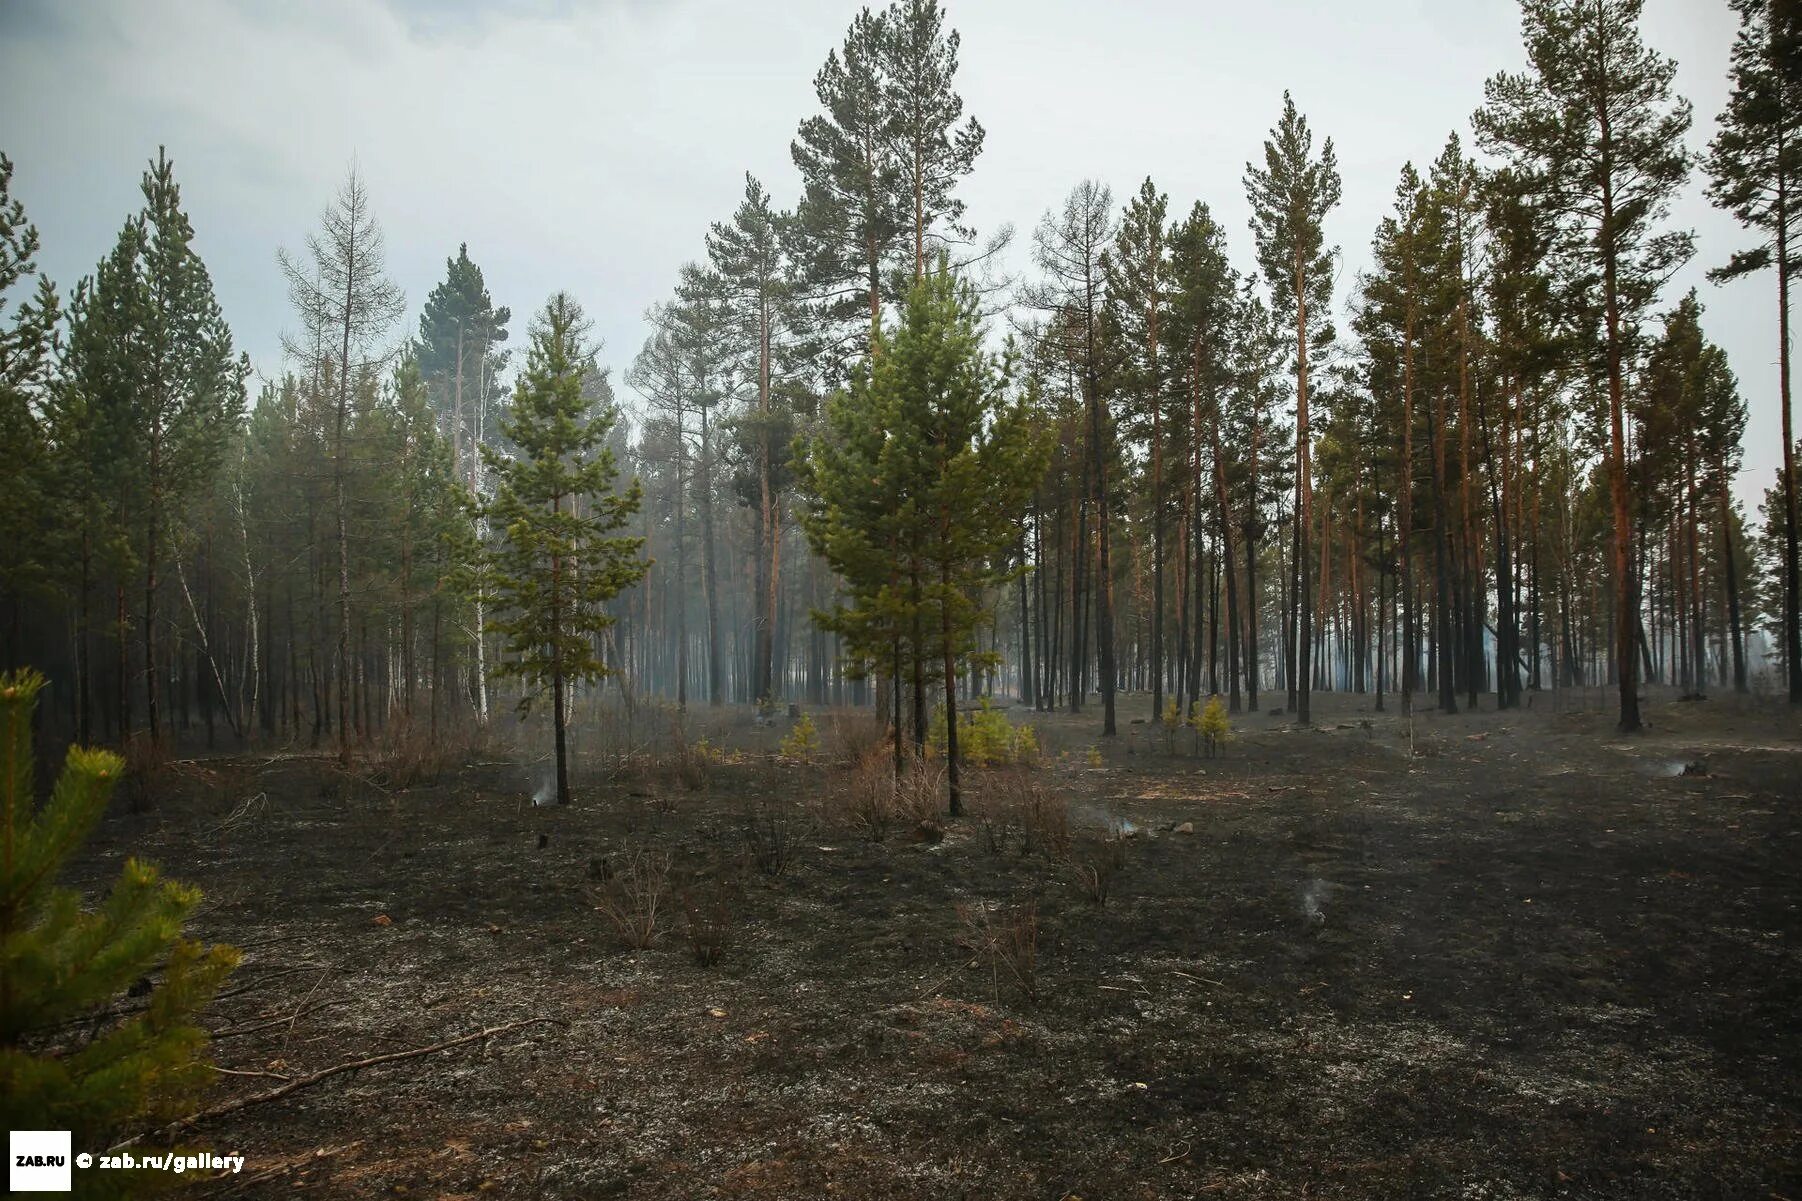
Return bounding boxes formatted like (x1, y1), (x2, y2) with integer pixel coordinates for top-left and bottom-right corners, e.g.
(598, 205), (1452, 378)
(0, 0), (1785, 512)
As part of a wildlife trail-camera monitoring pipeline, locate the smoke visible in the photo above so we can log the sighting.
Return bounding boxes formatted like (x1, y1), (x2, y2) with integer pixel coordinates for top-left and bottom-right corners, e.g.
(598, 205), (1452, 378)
(1069, 802), (1135, 836)
(1300, 877), (1337, 926)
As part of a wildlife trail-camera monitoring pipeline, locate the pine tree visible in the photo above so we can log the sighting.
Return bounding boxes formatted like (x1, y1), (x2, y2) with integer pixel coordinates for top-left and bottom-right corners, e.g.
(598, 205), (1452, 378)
(280, 166), (406, 758)
(482, 294), (646, 806)
(60, 221), (152, 741)
(1706, 0), (1801, 703)
(417, 243), (512, 493)
(1105, 178), (1172, 724)
(1481, 167), (1565, 709)
(1477, 0), (1694, 732)
(0, 155), (61, 669)
(800, 260), (1048, 815)
(126, 150), (248, 746)
(880, 0), (986, 278)
(0, 668), (238, 1189)
(1027, 181), (1119, 732)
(792, 6), (906, 356)
(1244, 91), (1341, 726)
(708, 175), (797, 707)
(1166, 203), (1241, 710)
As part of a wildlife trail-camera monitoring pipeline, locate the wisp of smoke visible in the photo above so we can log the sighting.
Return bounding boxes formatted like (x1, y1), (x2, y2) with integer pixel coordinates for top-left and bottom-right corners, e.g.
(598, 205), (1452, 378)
(1300, 877), (1336, 926)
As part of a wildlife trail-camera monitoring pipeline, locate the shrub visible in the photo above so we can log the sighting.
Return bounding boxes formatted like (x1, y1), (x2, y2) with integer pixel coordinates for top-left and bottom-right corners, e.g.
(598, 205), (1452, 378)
(840, 755), (900, 841)
(0, 669), (239, 1182)
(896, 757), (948, 830)
(741, 800), (804, 876)
(777, 712), (822, 763)
(957, 900), (1039, 1003)
(829, 712), (891, 771)
(1192, 694), (1231, 757)
(590, 849), (671, 950)
(927, 697), (1039, 766)
(1069, 836), (1126, 905)
(365, 717), (487, 789)
(681, 869), (741, 967)
(1013, 775), (1071, 860)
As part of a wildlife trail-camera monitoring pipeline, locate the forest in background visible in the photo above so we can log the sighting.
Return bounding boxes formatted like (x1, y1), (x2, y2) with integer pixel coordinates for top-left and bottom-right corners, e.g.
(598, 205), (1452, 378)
(0, 0), (1798, 768)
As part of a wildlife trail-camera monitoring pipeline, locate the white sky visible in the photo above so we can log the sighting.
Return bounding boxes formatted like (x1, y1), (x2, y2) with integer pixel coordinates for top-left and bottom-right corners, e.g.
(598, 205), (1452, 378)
(0, 0), (1785, 513)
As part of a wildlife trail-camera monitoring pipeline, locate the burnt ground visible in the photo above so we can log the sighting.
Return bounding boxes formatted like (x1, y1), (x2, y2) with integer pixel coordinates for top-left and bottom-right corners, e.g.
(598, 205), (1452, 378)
(61, 688), (1802, 1200)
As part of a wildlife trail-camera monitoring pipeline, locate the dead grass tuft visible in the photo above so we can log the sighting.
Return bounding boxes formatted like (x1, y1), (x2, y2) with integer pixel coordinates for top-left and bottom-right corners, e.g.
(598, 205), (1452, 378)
(589, 848), (672, 949)
(957, 899), (1040, 1003)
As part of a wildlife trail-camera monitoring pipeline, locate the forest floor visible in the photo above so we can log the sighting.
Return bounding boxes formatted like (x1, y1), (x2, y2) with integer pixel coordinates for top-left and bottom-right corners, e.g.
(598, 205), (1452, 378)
(62, 687), (1802, 1200)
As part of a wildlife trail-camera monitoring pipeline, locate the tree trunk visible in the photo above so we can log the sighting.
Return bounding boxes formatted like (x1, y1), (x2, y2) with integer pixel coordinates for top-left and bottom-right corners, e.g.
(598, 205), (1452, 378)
(1293, 252), (1313, 725)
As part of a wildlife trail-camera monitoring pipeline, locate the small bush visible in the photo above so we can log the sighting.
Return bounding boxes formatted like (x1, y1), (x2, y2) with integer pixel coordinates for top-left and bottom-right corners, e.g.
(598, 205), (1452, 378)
(363, 718), (493, 789)
(1014, 777), (1070, 860)
(778, 712), (822, 763)
(741, 800), (804, 876)
(1, 669), (239, 1167)
(841, 755), (900, 841)
(927, 697), (1039, 766)
(957, 899), (1040, 1003)
(591, 849), (671, 949)
(1192, 694), (1231, 757)
(1069, 836), (1126, 905)
(830, 712), (891, 770)
(1085, 744), (1104, 768)
(681, 869), (742, 967)
(901, 757), (953, 831)
(120, 730), (172, 810)
(969, 785), (1014, 854)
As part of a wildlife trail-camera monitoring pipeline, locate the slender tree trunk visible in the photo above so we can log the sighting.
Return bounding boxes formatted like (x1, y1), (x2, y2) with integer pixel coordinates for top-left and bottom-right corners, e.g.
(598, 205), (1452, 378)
(1720, 478), (1748, 693)
(1775, 117), (1800, 703)
(675, 396), (689, 711)
(700, 404), (723, 707)
(1293, 252), (1313, 725)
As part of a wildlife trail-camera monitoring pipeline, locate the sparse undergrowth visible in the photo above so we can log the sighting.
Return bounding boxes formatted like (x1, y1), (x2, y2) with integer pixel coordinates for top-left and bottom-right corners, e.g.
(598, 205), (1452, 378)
(47, 694), (1802, 1200)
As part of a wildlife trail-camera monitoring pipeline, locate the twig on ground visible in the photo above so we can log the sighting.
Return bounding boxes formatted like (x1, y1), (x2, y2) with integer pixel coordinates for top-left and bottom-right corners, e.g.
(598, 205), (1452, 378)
(211, 997), (350, 1041)
(213, 1066), (292, 1081)
(279, 966), (333, 1052)
(114, 1017), (565, 1151)
(208, 963), (330, 1007)
(914, 954), (985, 1000)
(1157, 1140), (1192, 1165)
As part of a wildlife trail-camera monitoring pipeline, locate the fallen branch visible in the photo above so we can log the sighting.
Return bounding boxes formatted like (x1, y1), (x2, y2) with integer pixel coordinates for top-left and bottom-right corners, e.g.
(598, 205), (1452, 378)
(115, 1017), (563, 1150)
(280, 967), (333, 1053)
(213, 1066), (292, 1081)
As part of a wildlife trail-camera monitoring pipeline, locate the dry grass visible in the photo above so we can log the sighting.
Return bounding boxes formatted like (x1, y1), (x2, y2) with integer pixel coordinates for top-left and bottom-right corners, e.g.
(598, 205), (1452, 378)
(681, 867), (742, 967)
(589, 848), (672, 950)
(957, 899), (1040, 1003)
(829, 711), (891, 770)
(363, 718), (493, 789)
(741, 799), (805, 876)
(1068, 836), (1126, 905)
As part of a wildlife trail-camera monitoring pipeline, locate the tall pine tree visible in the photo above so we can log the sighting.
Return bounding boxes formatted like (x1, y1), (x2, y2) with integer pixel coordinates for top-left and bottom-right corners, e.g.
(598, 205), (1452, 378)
(1706, 0), (1801, 703)
(483, 294), (646, 807)
(1477, 0), (1694, 732)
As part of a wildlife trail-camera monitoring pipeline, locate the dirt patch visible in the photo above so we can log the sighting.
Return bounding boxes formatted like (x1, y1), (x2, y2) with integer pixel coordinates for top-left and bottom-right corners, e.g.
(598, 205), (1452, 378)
(65, 691), (1802, 1199)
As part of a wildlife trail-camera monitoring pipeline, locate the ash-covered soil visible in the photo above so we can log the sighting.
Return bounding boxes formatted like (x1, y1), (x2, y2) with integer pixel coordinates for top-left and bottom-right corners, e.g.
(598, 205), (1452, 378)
(64, 690), (1802, 1199)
